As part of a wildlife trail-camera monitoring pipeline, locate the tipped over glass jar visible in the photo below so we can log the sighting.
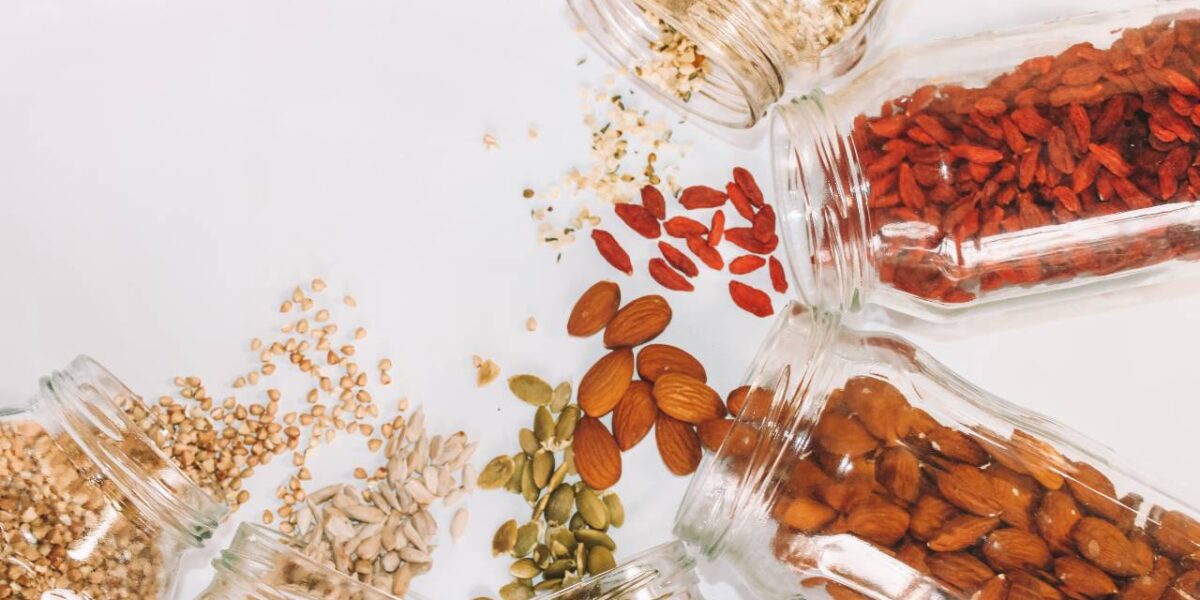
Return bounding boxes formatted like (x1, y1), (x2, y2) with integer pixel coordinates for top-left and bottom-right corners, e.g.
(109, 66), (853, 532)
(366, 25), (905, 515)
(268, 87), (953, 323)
(533, 542), (705, 599)
(569, 0), (890, 129)
(0, 356), (228, 600)
(675, 304), (1200, 599)
(773, 3), (1200, 321)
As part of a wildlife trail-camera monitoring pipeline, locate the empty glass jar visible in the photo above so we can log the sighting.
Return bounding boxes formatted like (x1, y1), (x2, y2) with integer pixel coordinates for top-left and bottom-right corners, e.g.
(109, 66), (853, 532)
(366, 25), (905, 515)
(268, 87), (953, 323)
(773, 3), (1200, 321)
(0, 356), (227, 600)
(569, 0), (890, 128)
(676, 304), (1200, 599)
(534, 542), (705, 599)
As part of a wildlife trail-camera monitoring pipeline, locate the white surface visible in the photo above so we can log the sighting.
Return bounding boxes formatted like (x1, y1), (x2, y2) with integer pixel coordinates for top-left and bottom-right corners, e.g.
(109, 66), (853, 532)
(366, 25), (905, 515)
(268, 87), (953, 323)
(0, 0), (1198, 598)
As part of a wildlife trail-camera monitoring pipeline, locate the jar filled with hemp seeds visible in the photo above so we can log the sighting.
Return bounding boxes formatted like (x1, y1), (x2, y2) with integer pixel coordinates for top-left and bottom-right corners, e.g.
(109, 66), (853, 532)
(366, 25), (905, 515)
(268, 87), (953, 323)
(0, 356), (228, 599)
(195, 523), (428, 600)
(569, 0), (889, 128)
(675, 304), (1200, 599)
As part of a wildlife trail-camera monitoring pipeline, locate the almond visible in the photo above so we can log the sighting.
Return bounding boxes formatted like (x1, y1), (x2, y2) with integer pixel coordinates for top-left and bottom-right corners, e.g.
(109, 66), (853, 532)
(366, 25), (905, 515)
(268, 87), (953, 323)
(726, 385), (749, 416)
(1055, 556), (1118, 597)
(784, 459), (830, 498)
(1151, 510), (1200, 560)
(927, 427), (989, 466)
(652, 373), (726, 424)
(1067, 461), (1124, 523)
(775, 496), (837, 533)
(578, 348), (634, 418)
(846, 498), (910, 546)
(1131, 530), (1157, 575)
(982, 528), (1051, 571)
(988, 465), (1037, 531)
(926, 552), (995, 594)
(911, 495), (961, 541)
(602, 295), (671, 348)
(1037, 490), (1081, 555)
(611, 380), (657, 451)
(938, 463), (1002, 517)
(636, 344), (706, 382)
(1011, 429), (1068, 490)
(1072, 516), (1142, 576)
(842, 376), (911, 444)
(825, 582), (871, 600)
(896, 542), (931, 574)
(1165, 570), (1200, 599)
(567, 281), (621, 337)
(928, 515), (1000, 552)
(813, 414), (878, 457)
(654, 412), (701, 476)
(1006, 571), (1062, 600)
(976, 576), (1008, 600)
(1120, 554), (1177, 600)
(572, 416), (622, 490)
(696, 419), (733, 452)
(877, 447), (922, 504)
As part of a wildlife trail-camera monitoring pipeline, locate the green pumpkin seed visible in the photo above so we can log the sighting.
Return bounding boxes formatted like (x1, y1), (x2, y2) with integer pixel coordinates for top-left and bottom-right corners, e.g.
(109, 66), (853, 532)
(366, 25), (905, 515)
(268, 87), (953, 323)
(546, 484), (575, 525)
(576, 487), (609, 530)
(478, 455), (516, 490)
(506, 452), (527, 494)
(569, 512), (586, 531)
(548, 526), (577, 552)
(550, 539), (570, 558)
(550, 382), (572, 413)
(547, 460), (570, 492)
(513, 522), (539, 558)
(543, 558), (575, 578)
(510, 558), (541, 579)
(532, 450), (554, 489)
(520, 461), (538, 504)
(587, 546), (616, 575)
(533, 406), (555, 443)
(562, 571), (581, 587)
(508, 375), (553, 406)
(564, 446), (577, 475)
(575, 542), (588, 575)
(574, 528), (617, 551)
(499, 581), (535, 600)
(518, 428), (539, 456)
(534, 578), (563, 592)
(603, 493), (625, 528)
(492, 519), (518, 556)
(555, 405), (580, 443)
(533, 543), (553, 569)
(530, 491), (550, 521)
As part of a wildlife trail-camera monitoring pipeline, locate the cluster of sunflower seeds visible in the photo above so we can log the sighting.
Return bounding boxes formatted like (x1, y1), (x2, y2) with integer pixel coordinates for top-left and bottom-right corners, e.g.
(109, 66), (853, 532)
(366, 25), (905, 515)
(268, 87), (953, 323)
(287, 405), (476, 597)
(476, 375), (625, 600)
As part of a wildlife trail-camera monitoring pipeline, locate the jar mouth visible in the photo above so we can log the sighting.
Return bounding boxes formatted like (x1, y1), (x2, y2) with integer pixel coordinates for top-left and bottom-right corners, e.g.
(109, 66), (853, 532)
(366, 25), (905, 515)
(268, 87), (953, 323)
(568, 0), (783, 129)
(771, 93), (871, 313)
(535, 541), (697, 599)
(41, 355), (228, 546)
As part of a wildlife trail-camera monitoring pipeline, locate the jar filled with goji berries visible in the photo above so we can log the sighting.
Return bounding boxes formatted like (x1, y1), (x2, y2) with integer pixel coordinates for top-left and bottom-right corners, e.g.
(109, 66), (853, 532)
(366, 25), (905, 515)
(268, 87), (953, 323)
(0, 356), (228, 600)
(568, 0), (890, 128)
(195, 523), (429, 600)
(675, 303), (1200, 599)
(773, 4), (1200, 321)
(532, 542), (705, 599)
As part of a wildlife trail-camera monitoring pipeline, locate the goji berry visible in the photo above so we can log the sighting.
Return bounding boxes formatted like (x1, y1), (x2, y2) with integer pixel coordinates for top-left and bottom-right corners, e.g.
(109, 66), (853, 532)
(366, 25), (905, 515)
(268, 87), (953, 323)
(641, 185), (667, 220)
(686, 235), (724, 270)
(752, 205), (776, 243)
(658, 241), (699, 278)
(614, 203), (662, 239)
(648, 258), (694, 292)
(726, 181), (756, 220)
(709, 210), (726, 247)
(733, 167), (765, 207)
(679, 185), (727, 209)
(591, 229), (632, 275)
(729, 255), (766, 275)
(768, 256), (788, 293)
(728, 281), (774, 317)
(663, 216), (708, 238)
(725, 228), (779, 254)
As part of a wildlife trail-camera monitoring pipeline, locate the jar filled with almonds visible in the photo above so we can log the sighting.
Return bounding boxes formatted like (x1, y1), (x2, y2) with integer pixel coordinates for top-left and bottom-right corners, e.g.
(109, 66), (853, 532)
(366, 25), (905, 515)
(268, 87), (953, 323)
(569, 0), (889, 128)
(533, 542), (705, 599)
(195, 523), (428, 600)
(675, 304), (1200, 599)
(0, 356), (228, 599)
(773, 4), (1200, 321)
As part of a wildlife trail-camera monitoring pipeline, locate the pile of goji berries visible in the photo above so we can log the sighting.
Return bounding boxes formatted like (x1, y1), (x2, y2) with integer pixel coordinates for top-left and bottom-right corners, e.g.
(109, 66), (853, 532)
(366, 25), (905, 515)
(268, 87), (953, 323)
(590, 167), (789, 317)
(856, 17), (1200, 304)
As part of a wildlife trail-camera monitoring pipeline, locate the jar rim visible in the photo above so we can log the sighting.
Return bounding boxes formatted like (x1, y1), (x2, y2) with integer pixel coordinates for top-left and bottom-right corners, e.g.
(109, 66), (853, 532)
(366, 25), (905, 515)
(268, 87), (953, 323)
(39, 355), (228, 546)
(534, 541), (698, 599)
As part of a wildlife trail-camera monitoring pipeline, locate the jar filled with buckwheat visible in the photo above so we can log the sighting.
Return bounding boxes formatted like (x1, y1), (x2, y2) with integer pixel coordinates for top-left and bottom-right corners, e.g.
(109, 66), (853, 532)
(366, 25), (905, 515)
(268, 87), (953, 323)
(0, 356), (227, 600)
(675, 304), (1200, 599)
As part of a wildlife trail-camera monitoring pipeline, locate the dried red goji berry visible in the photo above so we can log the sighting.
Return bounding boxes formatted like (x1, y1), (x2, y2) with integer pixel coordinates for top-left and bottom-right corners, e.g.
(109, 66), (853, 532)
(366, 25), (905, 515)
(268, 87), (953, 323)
(974, 97), (1007, 117)
(679, 185), (728, 209)
(898, 163), (927, 209)
(1051, 186), (1081, 213)
(752, 205), (776, 243)
(728, 281), (774, 317)
(914, 114), (954, 145)
(686, 234), (724, 270)
(951, 144), (1005, 164)
(1047, 127), (1076, 174)
(709, 210), (726, 247)
(768, 256), (788, 293)
(1066, 104), (1091, 149)
(1163, 68), (1200, 97)
(729, 255), (766, 275)
(614, 203), (662, 239)
(591, 229), (632, 275)
(1000, 116), (1028, 153)
(1010, 107), (1052, 138)
(725, 228), (779, 254)
(733, 167), (765, 207)
(663, 216), (709, 238)
(726, 181), (756, 221)
(1088, 143), (1134, 178)
(868, 115), (907, 138)
(657, 241), (699, 278)
(641, 185), (667, 220)
(648, 258), (694, 292)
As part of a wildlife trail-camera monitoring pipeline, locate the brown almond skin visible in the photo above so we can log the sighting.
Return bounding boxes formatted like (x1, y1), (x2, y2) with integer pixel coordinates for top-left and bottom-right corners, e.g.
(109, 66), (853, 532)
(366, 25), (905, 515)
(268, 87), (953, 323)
(572, 416), (622, 490)
(927, 427), (989, 466)
(1120, 554), (1177, 600)
(926, 552), (995, 594)
(877, 447), (922, 504)
(603, 295), (671, 348)
(611, 380), (657, 451)
(976, 576), (1008, 600)
(784, 459), (830, 498)
(896, 542), (931, 574)
(1151, 510), (1200, 559)
(567, 281), (620, 337)
(982, 528), (1051, 572)
(1164, 569), (1200, 600)
(578, 348), (634, 418)
(1011, 429), (1067, 490)
(846, 499), (910, 547)
(1055, 555), (1118, 597)
(696, 419), (733, 452)
(988, 465), (1037, 531)
(911, 495), (962, 541)
(1037, 490), (1082, 554)
(938, 463), (1003, 517)
(655, 412), (701, 476)
(726, 385), (750, 416)
(841, 376), (912, 444)
(928, 515), (1001, 552)
(775, 496), (837, 533)
(1006, 571), (1063, 600)
(636, 344), (706, 383)
(1072, 516), (1145, 577)
(652, 373), (726, 424)
(1067, 461), (1124, 523)
(813, 414), (878, 457)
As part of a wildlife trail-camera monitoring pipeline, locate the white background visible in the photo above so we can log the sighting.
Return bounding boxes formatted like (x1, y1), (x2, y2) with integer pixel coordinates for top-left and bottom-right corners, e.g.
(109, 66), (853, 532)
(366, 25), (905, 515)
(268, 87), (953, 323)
(1, 0), (1199, 598)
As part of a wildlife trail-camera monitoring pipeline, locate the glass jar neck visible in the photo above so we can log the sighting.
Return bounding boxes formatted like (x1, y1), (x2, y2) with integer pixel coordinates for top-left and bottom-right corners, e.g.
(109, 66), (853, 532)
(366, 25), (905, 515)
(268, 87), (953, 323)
(35, 356), (227, 547)
(539, 541), (700, 599)
(773, 91), (875, 313)
(569, 0), (785, 128)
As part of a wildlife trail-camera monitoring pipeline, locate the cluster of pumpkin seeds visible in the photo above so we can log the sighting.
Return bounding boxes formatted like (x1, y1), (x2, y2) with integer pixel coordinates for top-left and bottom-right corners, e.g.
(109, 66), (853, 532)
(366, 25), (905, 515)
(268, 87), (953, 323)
(475, 375), (626, 600)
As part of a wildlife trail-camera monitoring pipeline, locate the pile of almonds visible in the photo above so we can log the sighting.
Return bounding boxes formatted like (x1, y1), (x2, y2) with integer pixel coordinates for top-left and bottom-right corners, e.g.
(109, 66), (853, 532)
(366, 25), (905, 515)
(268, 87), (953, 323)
(755, 375), (1200, 600)
(567, 281), (745, 486)
(590, 167), (789, 318)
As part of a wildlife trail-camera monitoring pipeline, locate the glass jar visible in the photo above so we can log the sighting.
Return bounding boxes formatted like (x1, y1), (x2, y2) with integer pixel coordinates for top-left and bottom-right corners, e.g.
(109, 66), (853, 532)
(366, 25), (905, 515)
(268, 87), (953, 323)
(568, 0), (890, 129)
(676, 304), (1200, 599)
(196, 523), (427, 600)
(773, 4), (1200, 321)
(0, 356), (228, 599)
(534, 542), (705, 599)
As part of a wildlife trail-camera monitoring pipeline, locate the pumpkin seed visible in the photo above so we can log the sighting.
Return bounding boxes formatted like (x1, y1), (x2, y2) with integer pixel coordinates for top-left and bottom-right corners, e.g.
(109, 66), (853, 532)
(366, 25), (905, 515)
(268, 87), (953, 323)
(530, 491), (550, 522)
(533, 407), (555, 443)
(546, 484), (575, 525)
(549, 526), (577, 552)
(587, 546), (616, 575)
(554, 405), (579, 444)
(532, 450), (554, 489)
(518, 428), (539, 456)
(550, 382), (572, 413)
(535, 578), (563, 592)
(506, 452), (527, 494)
(550, 539), (570, 558)
(576, 487), (609, 530)
(493, 519), (518, 556)
(513, 522), (539, 557)
(544, 558), (575, 578)
(510, 558), (541, 579)
(569, 512), (586, 531)
(533, 543), (553, 569)
(520, 460), (538, 504)
(499, 581), (535, 600)
(508, 375), (553, 406)
(478, 455), (515, 490)
(547, 460), (570, 492)
(574, 528), (616, 551)
(603, 493), (625, 528)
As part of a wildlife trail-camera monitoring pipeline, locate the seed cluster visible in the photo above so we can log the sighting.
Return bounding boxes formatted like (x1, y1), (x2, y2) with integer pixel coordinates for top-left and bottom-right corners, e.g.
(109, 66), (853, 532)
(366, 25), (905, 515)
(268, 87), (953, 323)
(634, 18), (711, 103)
(0, 422), (166, 599)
